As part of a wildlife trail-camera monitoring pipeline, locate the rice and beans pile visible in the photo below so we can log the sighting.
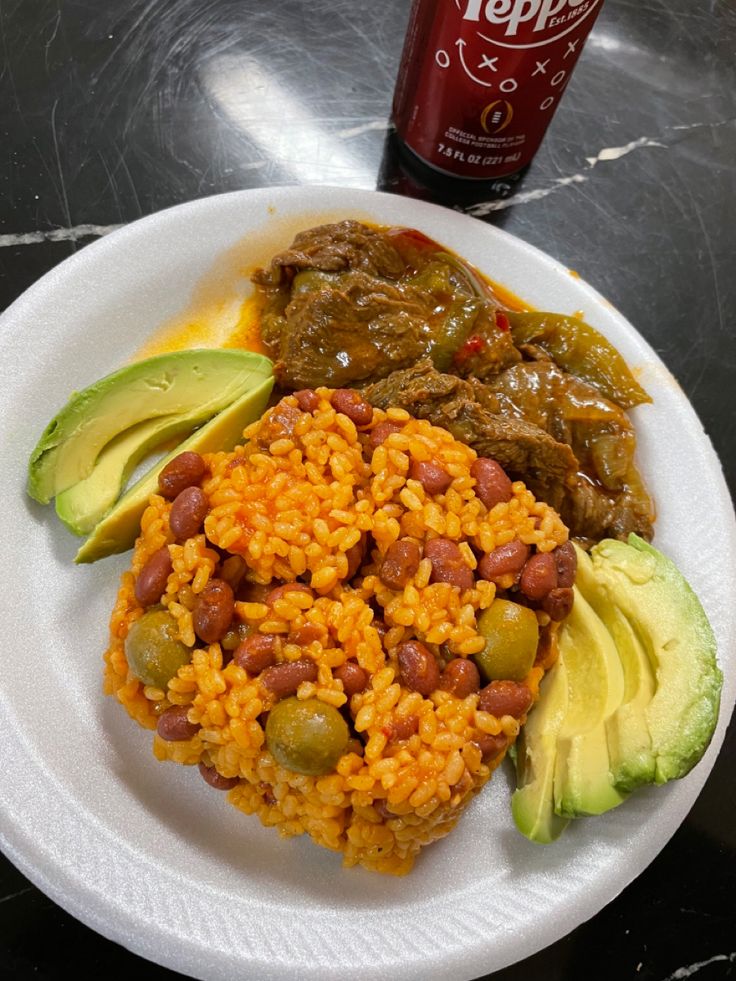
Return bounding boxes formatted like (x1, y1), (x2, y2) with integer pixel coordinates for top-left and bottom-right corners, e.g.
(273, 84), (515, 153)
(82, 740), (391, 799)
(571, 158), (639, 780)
(105, 386), (575, 874)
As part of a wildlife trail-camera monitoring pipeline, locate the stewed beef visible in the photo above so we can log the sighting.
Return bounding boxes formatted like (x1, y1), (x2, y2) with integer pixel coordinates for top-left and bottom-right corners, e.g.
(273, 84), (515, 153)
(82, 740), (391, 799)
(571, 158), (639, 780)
(363, 360), (577, 486)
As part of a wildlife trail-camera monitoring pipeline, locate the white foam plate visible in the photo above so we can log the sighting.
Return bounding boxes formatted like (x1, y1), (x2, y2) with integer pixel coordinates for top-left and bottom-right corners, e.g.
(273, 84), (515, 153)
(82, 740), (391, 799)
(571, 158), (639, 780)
(1, 186), (734, 981)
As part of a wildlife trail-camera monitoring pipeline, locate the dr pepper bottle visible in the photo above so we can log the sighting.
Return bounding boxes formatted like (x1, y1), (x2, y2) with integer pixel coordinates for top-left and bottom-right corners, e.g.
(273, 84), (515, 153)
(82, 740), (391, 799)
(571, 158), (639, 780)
(393, 0), (606, 180)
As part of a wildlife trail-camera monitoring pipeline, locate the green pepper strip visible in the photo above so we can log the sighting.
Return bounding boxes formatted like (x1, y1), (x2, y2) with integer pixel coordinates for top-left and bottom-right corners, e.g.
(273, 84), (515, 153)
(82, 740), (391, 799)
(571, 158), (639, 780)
(427, 295), (484, 372)
(407, 257), (485, 372)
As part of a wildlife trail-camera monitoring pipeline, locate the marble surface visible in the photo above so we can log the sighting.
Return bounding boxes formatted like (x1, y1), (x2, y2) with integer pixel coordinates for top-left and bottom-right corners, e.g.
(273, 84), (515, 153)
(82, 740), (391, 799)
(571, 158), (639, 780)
(1, 0), (735, 978)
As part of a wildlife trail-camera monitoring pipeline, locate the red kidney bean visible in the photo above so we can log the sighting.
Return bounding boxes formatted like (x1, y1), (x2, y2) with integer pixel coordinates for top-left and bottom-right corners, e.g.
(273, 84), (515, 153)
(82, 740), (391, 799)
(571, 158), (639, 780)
(385, 715), (419, 743)
(158, 451), (207, 499)
(471, 457), (513, 511)
(220, 555), (248, 591)
(369, 420), (402, 449)
(397, 640), (441, 697)
(260, 659), (318, 695)
(267, 582), (314, 606)
(554, 541), (577, 588)
(519, 552), (558, 601)
(198, 761), (239, 790)
(331, 389), (374, 426)
(290, 623), (323, 646)
(373, 618), (388, 644)
(473, 732), (508, 761)
(425, 538), (474, 590)
(478, 680), (533, 719)
(380, 539), (421, 590)
(543, 587), (574, 622)
(134, 547), (172, 607)
(345, 536), (367, 580)
(334, 661), (369, 698)
(169, 486), (209, 541)
(409, 459), (452, 496)
(477, 540), (530, 582)
(237, 580), (273, 604)
(193, 579), (235, 644)
(440, 658), (481, 698)
(156, 705), (200, 742)
(233, 633), (280, 673)
(294, 388), (320, 412)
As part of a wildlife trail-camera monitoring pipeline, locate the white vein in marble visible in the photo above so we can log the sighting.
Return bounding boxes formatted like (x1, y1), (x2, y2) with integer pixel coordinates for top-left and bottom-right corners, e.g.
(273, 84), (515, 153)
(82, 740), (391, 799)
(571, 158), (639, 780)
(661, 952), (736, 980)
(0, 223), (125, 247)
(467, 134), (668, 216)
(0, 886), (33, 904)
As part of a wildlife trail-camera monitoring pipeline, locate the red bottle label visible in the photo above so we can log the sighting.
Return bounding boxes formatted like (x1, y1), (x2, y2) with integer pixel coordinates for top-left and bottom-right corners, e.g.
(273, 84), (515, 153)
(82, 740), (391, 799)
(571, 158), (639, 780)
(393, 0), (605, 179)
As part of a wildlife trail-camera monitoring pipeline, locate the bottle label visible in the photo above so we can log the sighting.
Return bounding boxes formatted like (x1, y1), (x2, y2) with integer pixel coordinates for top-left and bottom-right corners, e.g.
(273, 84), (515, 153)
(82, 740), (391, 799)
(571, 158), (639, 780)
(461, 0), (599, 41)
(393, 0), (604, 179)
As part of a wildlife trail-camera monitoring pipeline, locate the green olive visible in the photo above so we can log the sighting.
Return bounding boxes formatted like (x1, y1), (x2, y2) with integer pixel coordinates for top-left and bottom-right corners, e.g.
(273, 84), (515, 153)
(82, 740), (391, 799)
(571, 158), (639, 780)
(265, 697), (349, 776)
(124, 608), (191, 689)
(474, 599), (539, 683)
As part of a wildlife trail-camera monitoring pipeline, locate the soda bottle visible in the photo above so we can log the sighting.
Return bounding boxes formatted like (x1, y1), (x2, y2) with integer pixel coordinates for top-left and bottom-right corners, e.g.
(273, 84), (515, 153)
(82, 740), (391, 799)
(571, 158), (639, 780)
(392, 0), (606, 181)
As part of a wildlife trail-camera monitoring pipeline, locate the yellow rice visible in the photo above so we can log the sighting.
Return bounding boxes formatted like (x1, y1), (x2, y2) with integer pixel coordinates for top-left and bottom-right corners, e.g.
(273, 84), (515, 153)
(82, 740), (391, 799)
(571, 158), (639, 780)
(104, 389), (568, 874)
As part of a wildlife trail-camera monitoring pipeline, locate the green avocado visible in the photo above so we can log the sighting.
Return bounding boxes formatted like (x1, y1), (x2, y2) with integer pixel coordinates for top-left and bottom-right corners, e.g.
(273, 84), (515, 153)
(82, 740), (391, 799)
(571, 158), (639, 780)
(74, 374), (274, 563)
(55, 414), (196, 535)
(552, 588), (628, 818)
(510, 535), (721, 842)
(589, 535), (722, 785)
(511, 658), (570, 843)
(28, 348), (272, 504)
(574, 544), (657, 792)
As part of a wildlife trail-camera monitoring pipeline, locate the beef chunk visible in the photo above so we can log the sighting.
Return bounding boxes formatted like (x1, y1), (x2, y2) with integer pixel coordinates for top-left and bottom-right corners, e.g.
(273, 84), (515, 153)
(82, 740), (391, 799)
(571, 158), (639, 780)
(559, 479), (654, 544)
(266, 270), (431, 389)
(364, 361), (654, 542)
(252, 220), (406, 284)
(363, 360), (577, 485)
(486, 361), (637, 491)
(486, 362), (655, 541)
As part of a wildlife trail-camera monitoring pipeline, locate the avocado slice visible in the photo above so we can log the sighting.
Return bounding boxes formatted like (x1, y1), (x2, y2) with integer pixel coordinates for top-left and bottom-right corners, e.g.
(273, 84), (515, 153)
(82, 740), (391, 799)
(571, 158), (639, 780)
(553, 589), (628, 818)
(55, 414), (197, 535)
(574, 544), (657, 792)
(510, 535), (721, 841)
(589, 535), (721, 784)
(28, 349), (272, 504)
(74, 374), (274, 563)
(511, 659), (571, 843)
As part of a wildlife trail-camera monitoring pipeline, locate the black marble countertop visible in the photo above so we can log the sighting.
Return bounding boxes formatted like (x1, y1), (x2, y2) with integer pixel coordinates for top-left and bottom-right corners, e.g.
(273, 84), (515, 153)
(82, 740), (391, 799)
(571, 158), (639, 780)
(1, 1), (735, 978)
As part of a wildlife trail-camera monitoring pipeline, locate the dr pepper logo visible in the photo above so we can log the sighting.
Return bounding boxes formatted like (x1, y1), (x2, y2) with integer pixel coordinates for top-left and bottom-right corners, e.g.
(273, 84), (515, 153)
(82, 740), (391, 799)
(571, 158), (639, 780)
(460, 0), (602, 44)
